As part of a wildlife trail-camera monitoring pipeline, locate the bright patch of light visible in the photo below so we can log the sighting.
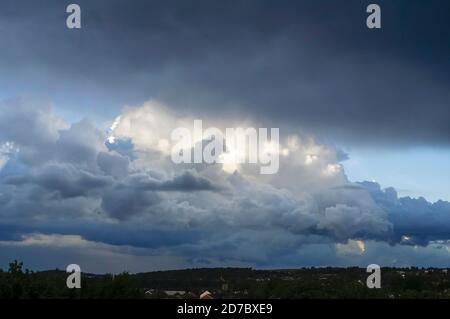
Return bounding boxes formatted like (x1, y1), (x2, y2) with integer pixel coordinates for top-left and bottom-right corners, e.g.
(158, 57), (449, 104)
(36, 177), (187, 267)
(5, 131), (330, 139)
(336, 239), (366, 255)
(305, 154), (318, 165)
(323, 164), (341, 176)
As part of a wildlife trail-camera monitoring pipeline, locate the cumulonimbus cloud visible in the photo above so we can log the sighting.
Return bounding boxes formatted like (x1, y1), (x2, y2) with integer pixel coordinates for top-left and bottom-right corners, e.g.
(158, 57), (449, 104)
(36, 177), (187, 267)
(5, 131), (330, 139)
(0, 97), (449, 268)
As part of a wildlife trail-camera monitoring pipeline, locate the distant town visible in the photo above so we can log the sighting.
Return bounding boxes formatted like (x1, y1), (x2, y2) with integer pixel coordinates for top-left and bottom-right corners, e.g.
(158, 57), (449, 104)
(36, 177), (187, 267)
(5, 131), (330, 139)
(1, 261), (450, 299)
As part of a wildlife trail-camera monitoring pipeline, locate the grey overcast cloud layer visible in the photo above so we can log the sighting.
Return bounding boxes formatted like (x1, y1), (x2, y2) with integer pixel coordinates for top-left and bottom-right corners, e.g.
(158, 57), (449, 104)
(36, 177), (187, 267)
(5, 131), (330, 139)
(0, 0), (449, 144)
(0, 0), (450, 272)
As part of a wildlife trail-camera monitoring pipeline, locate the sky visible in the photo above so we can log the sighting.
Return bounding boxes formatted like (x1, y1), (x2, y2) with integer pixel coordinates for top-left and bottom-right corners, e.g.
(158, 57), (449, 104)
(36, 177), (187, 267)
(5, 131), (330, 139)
(344, 147), (450, 202)
(0, 0), (450, 273)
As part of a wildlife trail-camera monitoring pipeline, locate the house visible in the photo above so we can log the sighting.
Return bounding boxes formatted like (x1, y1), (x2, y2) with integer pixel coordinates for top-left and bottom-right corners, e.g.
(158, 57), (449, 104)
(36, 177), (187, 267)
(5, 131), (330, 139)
(200, 291), (213, 299)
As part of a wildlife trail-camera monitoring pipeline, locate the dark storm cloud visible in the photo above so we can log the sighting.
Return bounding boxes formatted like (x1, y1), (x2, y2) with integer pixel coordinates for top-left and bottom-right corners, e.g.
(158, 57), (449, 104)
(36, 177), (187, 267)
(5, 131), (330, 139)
(1, 0), (449, 144)
(360, 181), (450, 246)
(2, 96), (450, 271)
(99, 171), (218, 220)
(6, 162), (114, 198)
(132, 170), (220, 192)
(97, 151), (129, 178)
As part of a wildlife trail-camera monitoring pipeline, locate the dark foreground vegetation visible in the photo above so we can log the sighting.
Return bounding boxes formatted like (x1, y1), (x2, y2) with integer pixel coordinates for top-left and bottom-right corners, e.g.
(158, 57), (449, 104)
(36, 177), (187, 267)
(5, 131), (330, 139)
(1, 260), (450, 299)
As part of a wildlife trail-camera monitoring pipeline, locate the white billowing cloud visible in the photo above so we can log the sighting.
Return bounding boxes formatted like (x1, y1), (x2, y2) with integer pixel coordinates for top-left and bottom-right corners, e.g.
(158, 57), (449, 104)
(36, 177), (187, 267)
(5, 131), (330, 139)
(100, 100), (392, 240)
(0, 98), (392, 242)
(109, 101), (191, 155)
(110, 100), (348, 193)
(2, 97), (450, 269)
(260, 135), (348, 195)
